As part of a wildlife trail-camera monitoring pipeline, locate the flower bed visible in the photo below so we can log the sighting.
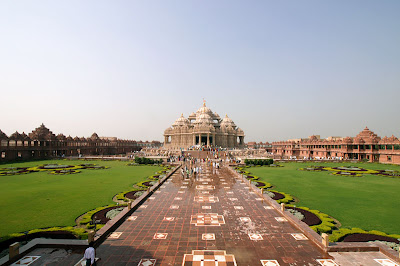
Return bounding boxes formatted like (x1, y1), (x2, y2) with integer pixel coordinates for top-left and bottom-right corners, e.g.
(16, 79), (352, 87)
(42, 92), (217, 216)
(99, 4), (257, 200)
(298, 166), (326, 172)
(286, 207), (321, 226)
(331, 171), (362, 177)
(372, 170), (400, 178)
(343, 233), (400, 244)
(265, 190), (293, 204)
(49, 169), (81, 175)
(0, 167), (32, 176)
(91, 206), (122, 224)
(124, 190), (145, 200)
(78, 164), (109, 170)
(330, 228), (400, 243)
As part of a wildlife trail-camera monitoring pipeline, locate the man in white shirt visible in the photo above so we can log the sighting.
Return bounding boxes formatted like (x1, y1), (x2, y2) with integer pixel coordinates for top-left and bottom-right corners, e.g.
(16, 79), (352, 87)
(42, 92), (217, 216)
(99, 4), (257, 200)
(84, 242), (96, 266)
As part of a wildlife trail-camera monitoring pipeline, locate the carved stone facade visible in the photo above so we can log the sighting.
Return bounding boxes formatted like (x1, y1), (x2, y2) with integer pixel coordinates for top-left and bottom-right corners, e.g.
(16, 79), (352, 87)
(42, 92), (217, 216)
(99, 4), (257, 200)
(164, 103), (245, 149)
(0, 124), (161, 161)
(269, 127), (400, 164)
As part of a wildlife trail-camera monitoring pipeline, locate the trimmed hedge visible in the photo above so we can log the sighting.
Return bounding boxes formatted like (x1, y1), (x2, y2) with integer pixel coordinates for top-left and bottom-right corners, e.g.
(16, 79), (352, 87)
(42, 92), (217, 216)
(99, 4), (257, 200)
(115, 189), (146, 202)
(79, 204), (127, 228)
(287, 205), (337, 234)
(330, 228), (400, 243)
(268, 190), (294, 204)
(134, 157), (163, 165)
(0, 226), (88, 249)
(244, 159), (274, 166)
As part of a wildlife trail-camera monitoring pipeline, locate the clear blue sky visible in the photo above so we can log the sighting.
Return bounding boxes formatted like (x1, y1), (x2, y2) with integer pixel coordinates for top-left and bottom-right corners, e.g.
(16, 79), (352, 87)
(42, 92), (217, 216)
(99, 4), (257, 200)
(1, 1), (399, 142)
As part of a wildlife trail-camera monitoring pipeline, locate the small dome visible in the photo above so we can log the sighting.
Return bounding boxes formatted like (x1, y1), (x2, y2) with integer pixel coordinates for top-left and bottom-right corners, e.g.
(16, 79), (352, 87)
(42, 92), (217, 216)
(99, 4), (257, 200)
(9, 131), (23, 140)
(343, 137), (353, 143)
(57, 134), (67, 141)
(221, 114), (236, 128)
(173, 114), (190, 127)
(90, 133), (99, 140)
(0, 130), (8, 140)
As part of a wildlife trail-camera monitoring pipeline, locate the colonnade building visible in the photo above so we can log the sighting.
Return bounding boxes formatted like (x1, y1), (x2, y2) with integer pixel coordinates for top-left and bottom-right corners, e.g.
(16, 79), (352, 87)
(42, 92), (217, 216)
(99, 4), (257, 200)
(163, 103), (245, 149)
(0, 124), (161, 162)
(269, 127), (400, 164)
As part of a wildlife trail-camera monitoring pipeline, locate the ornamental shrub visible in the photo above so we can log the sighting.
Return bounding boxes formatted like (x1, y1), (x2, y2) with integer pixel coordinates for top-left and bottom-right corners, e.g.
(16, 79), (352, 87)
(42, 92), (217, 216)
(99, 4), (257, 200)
(244, 159), (274, 166)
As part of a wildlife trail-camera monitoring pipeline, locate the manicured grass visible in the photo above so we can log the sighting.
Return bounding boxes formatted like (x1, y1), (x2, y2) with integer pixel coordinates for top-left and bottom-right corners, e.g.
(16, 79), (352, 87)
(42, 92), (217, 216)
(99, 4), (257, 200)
(247, 162), (400, 235)
(0, 160), (162, 237)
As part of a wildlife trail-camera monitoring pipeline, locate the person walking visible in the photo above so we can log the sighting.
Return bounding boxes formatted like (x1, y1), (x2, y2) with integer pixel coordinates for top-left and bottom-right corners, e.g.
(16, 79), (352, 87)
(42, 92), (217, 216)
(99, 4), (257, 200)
(84, 242), (96, 266)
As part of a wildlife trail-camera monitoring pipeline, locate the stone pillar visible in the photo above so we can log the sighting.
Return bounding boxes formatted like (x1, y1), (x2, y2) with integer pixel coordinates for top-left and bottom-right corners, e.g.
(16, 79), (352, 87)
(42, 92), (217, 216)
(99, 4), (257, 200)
(207, 133), (210, 147)
(213, 134), (216, 146)
(88, 231), (95, 243)
(321, 233), (329, 247)
(9, 242), (19, 259)
(281, 203), (285, 212)
(193, 134), (195, 145)
(128, 200), (132, 210)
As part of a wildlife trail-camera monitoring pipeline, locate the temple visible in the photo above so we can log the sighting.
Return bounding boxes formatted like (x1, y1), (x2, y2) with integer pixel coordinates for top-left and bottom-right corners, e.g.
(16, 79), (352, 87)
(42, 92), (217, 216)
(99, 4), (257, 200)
(163, 102), (245, 149)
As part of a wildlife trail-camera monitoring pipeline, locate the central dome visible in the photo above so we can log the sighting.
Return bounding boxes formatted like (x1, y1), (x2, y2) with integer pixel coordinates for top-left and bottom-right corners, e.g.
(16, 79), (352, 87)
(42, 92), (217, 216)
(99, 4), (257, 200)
(196, 103), (213, 116)
(194, 113), (214, 125)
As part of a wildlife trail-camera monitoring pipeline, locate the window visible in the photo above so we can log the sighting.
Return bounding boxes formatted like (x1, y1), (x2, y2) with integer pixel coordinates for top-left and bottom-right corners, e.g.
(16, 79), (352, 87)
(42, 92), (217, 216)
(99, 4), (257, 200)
(388, 156), (392, 161)
(1, 152), (5, 158)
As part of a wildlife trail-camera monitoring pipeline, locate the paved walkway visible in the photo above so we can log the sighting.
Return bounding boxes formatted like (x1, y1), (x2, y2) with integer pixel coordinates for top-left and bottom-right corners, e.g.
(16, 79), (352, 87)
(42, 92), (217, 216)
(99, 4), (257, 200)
(95, 164), (330, 265)
(12, 163), (399, 266)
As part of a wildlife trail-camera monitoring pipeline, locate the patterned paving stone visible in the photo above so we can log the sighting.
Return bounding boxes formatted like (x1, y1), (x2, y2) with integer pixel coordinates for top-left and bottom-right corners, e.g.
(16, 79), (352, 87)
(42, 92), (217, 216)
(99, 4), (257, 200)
(93, 164), (335, 265)
(375, 259), (399, 266)
(291, 233), (308, 240)
(182, 250), (237, 265)
(194, 196), (219, 203)
(190, 213), (225, 226)
(202, 233), (216, 240)
(261, 260), (280, 266)
(248, 233), (263, 240)
(239, 217), (251, 222)
(138, 258), (156, 266)
(316, 259), (339, 266)
(153, 233), (168, 240)
(12, 256), (40, 265)
(274, 217), (287, 222)
(108, 232), (122, 239)
(127, 216), (137, 221)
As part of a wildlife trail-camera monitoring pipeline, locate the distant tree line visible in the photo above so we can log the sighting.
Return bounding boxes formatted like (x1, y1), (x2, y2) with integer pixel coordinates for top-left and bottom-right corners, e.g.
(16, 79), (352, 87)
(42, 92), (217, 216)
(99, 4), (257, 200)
(134, 157), (163, 164)
(244, 158), (274, 166)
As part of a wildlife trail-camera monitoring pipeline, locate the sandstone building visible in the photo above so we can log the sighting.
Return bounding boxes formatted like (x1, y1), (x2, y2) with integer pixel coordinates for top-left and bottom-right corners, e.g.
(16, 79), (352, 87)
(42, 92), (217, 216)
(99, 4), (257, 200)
(163, 103), (245, 149)
(0, 124), (161, 161)
(268, 127), (400, 164)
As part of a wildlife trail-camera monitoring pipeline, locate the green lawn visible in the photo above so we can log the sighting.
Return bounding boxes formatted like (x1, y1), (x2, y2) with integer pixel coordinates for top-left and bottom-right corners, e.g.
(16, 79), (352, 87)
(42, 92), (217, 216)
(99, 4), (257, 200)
(0, 160), (162, 237)
(247, 162), (400, 235)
